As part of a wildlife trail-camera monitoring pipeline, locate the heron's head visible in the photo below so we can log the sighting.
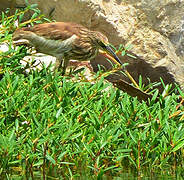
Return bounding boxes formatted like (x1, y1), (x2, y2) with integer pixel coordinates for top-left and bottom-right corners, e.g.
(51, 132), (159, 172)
(92, 31), (123, 66)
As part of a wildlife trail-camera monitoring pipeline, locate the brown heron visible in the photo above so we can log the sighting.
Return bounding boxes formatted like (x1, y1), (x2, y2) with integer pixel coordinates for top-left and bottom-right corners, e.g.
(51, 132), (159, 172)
(13, 22), (123, 74)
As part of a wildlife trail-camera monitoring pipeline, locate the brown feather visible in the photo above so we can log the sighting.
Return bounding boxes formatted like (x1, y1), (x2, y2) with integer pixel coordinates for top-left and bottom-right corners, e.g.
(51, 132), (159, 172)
(18, 22), (88, 41)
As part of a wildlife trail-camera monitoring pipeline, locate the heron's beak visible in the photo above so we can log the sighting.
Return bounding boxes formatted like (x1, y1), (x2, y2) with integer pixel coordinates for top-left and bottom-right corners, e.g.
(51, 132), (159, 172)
(103, 45), (123, 66)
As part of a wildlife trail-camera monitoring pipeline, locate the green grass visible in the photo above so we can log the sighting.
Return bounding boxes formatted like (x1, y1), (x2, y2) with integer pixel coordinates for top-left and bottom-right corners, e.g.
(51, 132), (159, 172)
(0, 5), (184, 179)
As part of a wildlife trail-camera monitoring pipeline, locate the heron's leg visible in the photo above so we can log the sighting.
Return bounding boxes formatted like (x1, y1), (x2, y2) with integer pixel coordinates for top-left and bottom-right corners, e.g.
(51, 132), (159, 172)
(53, 58), (62, 72)
(53, 58), (69, 75)
(61, 58), (69, 75)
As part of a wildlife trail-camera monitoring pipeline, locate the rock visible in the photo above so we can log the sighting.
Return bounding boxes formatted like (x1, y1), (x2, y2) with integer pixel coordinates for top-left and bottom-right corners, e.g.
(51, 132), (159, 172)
(125, 0), (184, 58)
(13, 0), (184, 92)
(0, 43), (10, 53)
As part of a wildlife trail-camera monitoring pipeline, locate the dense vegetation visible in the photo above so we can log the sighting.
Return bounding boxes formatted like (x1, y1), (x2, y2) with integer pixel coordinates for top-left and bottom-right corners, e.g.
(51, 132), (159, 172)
(0, 4), (184, 179)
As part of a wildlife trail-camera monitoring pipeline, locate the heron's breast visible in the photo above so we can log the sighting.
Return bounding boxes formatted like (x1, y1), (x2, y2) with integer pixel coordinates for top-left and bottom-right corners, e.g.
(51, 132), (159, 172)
(29, 34), (77, 57)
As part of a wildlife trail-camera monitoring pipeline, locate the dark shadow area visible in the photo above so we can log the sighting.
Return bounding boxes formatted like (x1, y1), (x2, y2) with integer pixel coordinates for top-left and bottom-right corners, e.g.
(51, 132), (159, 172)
(91, 52), (179, 94)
